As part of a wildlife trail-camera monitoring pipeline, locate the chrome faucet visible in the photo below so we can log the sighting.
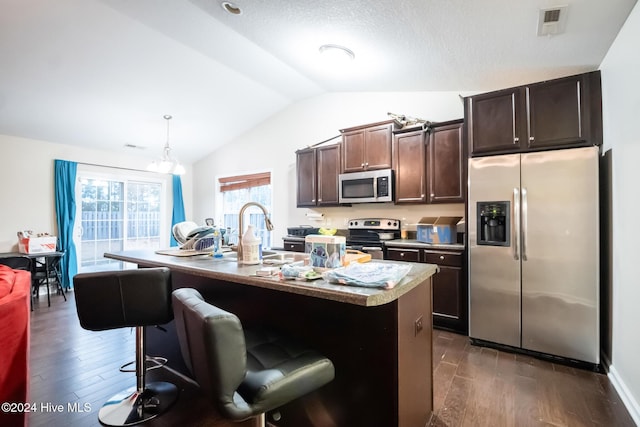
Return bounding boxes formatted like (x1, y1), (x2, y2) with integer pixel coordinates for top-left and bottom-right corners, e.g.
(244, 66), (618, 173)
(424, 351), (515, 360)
(237, 201), (274, 262)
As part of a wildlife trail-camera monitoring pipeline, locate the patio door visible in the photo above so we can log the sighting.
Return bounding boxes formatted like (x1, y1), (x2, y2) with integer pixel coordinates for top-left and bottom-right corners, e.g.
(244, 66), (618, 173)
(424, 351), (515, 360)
(74, 171), (167, 272)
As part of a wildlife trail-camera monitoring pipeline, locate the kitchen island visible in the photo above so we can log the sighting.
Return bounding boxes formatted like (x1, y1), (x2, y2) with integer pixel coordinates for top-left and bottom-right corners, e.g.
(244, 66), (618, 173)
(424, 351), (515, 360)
(104, 250), (438, 427)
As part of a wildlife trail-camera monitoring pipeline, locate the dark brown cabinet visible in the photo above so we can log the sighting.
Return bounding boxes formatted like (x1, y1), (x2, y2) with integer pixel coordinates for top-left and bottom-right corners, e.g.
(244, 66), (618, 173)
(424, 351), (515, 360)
(392, 120), (465, 205)
(386, 244), (467, 334)
(422, 249), (465, 333)
(466, 71), (602, 156)
(296, 148), (316, 207)
(393, 129), (426, 203)
(427, 119), (465, 203)
(386, 247), (421, 263)
(316, 144), (341, 205)
(341, 120), (397, 172)
(282, 238), (305, 252)
(296, 144), (341, 207)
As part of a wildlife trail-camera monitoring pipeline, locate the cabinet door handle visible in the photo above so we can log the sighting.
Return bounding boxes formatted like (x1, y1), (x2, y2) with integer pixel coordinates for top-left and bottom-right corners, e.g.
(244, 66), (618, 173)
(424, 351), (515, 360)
(514, 137), (520, 143)
(361, 163), (365, 168)
(439, 255), (445, 260)
(513, 187), (520, 261)
(365, 162), (369, 166)
(522, 187), (528, 261)
(312, 199), (315, 202)
(400, 252), (405, 257)
(529, 136), (535, 142)
(318, 198), (322, 202)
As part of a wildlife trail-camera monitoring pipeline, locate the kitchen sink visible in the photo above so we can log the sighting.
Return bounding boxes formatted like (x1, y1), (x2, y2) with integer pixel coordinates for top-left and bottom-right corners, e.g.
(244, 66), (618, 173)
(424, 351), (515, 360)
(221, 250), (308, 265)
(261, 252), (309, 265)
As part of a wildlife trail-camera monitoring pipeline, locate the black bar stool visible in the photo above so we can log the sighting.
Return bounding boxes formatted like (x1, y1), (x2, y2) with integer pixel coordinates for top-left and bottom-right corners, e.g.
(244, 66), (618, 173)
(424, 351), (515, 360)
(73, 268), (178, 426)
(172, 288), (335, 426)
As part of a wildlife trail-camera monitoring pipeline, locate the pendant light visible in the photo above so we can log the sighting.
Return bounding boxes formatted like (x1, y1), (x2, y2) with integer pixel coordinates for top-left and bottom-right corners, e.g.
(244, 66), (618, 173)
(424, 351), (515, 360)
(147, 115), (186, 175)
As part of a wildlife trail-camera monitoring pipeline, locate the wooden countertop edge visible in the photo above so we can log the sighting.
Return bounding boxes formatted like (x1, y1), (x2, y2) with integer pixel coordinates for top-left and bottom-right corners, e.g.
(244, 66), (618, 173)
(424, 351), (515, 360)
(104, 250), (438, 307)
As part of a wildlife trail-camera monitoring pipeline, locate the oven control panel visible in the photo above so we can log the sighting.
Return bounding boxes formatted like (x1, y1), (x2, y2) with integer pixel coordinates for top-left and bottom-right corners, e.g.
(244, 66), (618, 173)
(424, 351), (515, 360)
(348, 218), (400, 231)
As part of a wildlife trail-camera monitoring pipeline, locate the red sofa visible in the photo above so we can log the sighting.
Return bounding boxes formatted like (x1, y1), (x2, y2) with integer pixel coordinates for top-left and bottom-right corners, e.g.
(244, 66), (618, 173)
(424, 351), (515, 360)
(0, 265), (30, 427)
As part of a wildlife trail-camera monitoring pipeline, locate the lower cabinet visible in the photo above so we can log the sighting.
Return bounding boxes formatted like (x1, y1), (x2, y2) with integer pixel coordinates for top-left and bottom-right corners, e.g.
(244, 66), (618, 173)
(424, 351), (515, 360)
(386, 246), (467, 334)
(282, 238), (305, 253)
(385, 247), (420, 262)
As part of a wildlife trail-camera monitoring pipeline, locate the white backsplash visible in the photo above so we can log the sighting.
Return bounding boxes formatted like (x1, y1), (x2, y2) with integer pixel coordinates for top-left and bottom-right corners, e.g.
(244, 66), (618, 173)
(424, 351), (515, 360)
(291, 203), (465, 231)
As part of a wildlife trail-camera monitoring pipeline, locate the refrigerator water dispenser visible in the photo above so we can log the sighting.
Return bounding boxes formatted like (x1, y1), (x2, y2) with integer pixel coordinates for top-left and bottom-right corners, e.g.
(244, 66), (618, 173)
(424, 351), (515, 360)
(477, 201), (510, 246)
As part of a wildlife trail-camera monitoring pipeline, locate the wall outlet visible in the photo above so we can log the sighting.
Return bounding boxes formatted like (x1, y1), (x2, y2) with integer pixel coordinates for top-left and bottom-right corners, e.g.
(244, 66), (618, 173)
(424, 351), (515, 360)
(414, 315), (423, 336)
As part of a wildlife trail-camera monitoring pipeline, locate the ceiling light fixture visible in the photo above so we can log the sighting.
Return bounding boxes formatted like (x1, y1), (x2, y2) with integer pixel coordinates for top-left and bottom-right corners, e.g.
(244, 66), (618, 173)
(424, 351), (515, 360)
(221, 1), (242, 15)
(319, 44), (355, 62)
(147, 115), (185, 175)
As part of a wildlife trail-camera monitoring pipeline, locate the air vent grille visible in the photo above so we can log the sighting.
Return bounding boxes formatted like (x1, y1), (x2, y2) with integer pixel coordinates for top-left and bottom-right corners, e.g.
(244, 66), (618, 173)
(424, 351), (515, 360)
(537, 5), (568, 36)
(124, 143), (146, 150)
(544, 9), (561, 23)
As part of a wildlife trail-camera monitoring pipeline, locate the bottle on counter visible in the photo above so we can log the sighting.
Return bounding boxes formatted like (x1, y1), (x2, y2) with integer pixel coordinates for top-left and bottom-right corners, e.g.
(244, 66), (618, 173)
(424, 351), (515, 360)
(242, 224), (261, 265)
(213, 230), (223, 258)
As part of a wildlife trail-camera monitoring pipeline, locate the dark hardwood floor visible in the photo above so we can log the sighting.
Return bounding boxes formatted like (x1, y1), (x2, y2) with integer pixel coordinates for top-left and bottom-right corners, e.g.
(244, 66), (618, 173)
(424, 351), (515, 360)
(29, 291), (634, 427)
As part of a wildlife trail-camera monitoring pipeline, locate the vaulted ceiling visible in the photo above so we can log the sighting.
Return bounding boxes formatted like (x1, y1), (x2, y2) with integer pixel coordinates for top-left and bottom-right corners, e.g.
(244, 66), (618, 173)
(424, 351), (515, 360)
(0, 0), (636, 163)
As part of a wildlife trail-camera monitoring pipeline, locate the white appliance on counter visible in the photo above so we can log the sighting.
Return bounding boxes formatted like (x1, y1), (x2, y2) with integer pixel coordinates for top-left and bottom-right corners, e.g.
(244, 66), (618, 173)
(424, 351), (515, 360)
(468, 146), (599, 365)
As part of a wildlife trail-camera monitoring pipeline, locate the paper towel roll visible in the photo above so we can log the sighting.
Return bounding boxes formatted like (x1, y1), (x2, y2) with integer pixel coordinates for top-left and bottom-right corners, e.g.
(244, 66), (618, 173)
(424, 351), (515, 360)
(305, 213), (324, 221)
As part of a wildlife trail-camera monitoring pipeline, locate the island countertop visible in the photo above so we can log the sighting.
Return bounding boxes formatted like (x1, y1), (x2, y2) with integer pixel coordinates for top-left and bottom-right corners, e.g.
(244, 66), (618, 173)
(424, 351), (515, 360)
(104, 249), (438, 307)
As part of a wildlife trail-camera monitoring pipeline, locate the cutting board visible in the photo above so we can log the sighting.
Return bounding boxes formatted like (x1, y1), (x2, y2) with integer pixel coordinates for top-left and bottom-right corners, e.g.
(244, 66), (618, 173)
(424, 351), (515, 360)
(344, 250), (372, 265)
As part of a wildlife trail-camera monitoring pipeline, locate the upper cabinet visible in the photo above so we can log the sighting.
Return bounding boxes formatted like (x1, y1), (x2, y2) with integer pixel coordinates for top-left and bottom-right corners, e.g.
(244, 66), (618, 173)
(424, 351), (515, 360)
(427, 119), (465, 203)
(393, 128), (427, 203)
(316, 144), (341, 205)
(466, 71), (602, 157)
(393, 119), (465, 205)
(296, 148), (316, 207)
(341, 119), (398, 172)
(296, 144), (341, 208)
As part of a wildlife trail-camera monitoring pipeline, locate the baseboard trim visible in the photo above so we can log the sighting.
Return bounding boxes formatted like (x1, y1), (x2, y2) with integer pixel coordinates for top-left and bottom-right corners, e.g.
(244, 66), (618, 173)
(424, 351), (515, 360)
(608, 364), (640, 426)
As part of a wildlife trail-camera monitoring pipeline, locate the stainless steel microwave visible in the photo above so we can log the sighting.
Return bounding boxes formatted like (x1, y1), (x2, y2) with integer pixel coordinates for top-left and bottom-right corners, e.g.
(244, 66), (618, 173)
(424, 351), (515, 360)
(338, 169), (394, 203)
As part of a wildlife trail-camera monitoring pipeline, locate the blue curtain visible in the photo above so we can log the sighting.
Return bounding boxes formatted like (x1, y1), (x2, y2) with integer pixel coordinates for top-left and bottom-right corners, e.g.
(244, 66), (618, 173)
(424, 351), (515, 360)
(170, 175), (186, 247)
(54, 160), (78, 289)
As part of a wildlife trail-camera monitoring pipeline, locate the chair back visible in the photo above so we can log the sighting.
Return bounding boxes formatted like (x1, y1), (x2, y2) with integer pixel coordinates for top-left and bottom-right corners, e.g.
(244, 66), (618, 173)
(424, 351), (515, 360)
(171, 288), (248, 419)
(0, 256), (31, 271)
(73, 268), (173, 331)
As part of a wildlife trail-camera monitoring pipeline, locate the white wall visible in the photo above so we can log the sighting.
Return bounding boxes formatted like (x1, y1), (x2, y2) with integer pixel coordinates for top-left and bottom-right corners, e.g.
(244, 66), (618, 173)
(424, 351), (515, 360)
(0, 134), (193, 252)
(193, 91), (470, 244)
(599, 2), (640, 424)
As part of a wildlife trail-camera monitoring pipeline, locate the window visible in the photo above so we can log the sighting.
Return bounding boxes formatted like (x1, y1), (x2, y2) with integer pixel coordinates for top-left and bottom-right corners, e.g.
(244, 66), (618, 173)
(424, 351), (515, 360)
(219, 172), (272, 249)
(75, 168), (168, 272)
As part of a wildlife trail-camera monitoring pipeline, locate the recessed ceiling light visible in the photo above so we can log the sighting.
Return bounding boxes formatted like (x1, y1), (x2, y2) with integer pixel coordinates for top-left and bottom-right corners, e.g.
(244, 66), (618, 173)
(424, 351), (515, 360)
(319, 44), (355, 61)
(221, 1), (242, 15)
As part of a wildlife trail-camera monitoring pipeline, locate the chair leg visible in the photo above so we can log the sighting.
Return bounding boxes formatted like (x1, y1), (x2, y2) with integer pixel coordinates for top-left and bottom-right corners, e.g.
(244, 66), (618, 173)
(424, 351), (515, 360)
(97, 326), (178, 426)
(45, 260), (51, 307)
(51, 260), (67, 301)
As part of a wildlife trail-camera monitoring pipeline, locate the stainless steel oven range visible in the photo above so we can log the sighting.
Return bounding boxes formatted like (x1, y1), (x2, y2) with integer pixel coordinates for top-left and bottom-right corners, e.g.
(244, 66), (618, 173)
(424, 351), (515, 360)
(345, 218), (401, 259)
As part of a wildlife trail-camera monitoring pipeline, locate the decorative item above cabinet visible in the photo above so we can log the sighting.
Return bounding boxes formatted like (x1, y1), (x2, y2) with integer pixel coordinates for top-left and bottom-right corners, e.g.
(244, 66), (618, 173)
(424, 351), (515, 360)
(340, 119), (399, 173)
(465, 71), (602, 157)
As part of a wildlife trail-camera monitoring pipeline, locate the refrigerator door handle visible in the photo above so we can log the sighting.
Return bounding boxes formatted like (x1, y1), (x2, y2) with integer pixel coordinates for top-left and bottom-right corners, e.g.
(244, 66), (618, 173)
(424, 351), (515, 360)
(522, 188), (528, 261)
(513, 187), (520, 260)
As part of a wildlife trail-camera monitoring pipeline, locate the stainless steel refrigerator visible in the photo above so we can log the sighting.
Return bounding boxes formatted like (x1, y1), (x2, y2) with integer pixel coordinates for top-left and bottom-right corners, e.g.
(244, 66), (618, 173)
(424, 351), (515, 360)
(468, 146), (599, 364)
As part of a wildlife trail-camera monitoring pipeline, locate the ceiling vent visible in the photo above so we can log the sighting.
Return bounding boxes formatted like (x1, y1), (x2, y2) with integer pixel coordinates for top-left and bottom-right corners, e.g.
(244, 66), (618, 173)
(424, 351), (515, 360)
(537, 5), (568, 36)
